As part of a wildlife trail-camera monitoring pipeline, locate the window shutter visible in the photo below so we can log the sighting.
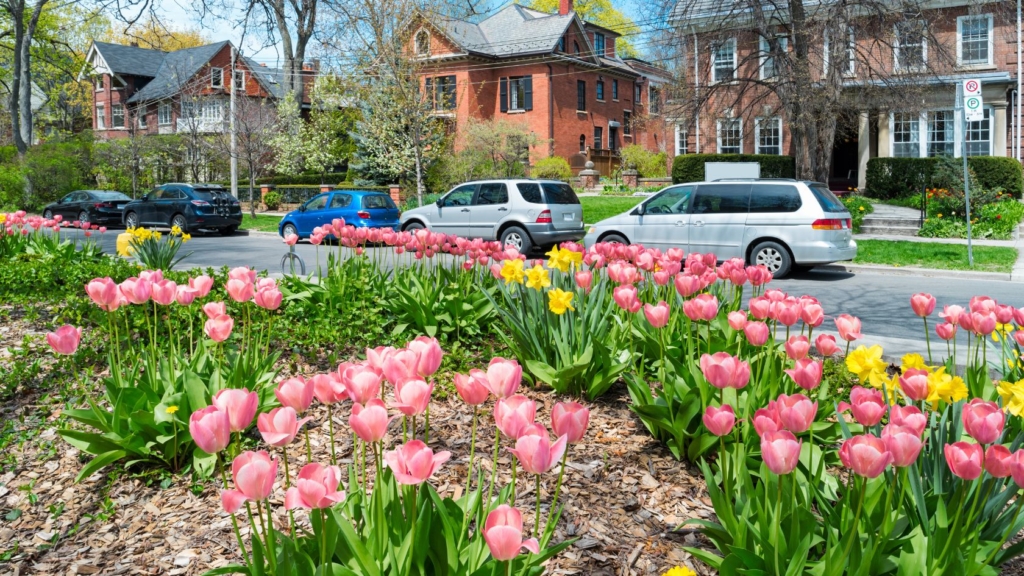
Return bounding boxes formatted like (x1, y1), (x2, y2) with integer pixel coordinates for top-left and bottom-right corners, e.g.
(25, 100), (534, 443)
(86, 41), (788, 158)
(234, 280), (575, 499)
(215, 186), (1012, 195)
(499, 77), (508, 112)
(523, 76), (533, 111)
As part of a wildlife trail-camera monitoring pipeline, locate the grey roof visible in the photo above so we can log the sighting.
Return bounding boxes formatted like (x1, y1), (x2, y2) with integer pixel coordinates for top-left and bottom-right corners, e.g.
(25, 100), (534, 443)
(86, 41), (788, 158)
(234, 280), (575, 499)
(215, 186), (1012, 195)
(242, 57), (287, 99)
(434, 4), (575, 57)
(93, 41), (167, 78)
(127, 41), (230, 103)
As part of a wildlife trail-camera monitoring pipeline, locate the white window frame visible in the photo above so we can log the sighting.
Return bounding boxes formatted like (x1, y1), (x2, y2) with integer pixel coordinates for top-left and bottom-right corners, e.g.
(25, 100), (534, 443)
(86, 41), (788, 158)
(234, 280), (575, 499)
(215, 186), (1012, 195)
(415, 30), (430, 55)
(755, 117), (782, 154)
(926, 110), (954, 157)
(96, 104), (106, 129)
(233, 70), (246, 91)
(95, 76), (105, 92)
(956, 14), (994, 67)
(894, 20), (927, 72)
(675, 124), (688, 155)
(712, 38), (737, 84)
(111, 104), (125, 129)
(824, 27), (856, 76)
(759, 36), (788, 80)
(211, 67), (224, 88)
(138, 108), (147, 129)
(716, 118), (742, 154)
(964, 107), (992, 156)
(888, 108), (992, 158)
(158, 102), (172, 126)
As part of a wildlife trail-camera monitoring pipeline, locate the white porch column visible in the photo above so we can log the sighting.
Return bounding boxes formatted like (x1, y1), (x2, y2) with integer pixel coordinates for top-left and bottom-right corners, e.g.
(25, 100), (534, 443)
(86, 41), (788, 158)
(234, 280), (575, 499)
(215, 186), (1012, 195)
(993, 105), (1008, 157)
(857, 111), (870, 190)
(877, 111), (890, 158)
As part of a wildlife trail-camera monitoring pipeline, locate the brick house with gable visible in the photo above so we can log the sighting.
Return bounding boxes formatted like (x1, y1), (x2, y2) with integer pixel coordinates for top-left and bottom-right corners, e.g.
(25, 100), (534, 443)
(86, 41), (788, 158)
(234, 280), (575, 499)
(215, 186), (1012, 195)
(410, 0), (675, 176)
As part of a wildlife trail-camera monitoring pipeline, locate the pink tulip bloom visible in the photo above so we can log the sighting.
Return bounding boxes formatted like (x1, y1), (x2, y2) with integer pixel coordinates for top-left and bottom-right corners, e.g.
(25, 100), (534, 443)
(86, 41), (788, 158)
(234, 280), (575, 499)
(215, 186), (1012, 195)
(899, 369), (930, 402)
(753, 402), (783, 436)
(910, 293), (936, 317)
(341, 363), (383, 404)
(484, 505), (540, 561)
(384, 439), (451, 485)
(365, 346), (397, 371)
(350, 399), (394, 443)
(203, 301), (227, 319)
(285, 463), (346, 510)
(485, 357), (523, 399)
(494, 394), (537, 439)
(748, 296), (771, 320)
(254, 288), (283, 311)
(86, 277), (120, 311)
(139, 269), (163, 283)
(727, 311), (748, 331)
(455, 370), (491, 406)
(221, 451), (277, 513)
(743, 321), (770, 347)
(835, 314), (862, 342)
(204, 314), (234, 342)
(761, 430), (802, 475)
(175, 286), (198, 306)
(971, 312), (997, 336)
(940, 304), (965, 325)
(407, 336), (444, 378)
(785, 336), (810, 361)
(684, 293), (719, 321)
(994, 304), (1013, 325)
(702, 404), (736, 437)
(969, 296), (996, 314)
(391, 379), (433, 416)
(152, 279), (177, 306)
(1015, 330), (1024, 348)
(613, 284), (641, 313)
(189, 275), (214, 297)
(257, 407), (311, 447)
(774, 299), (802, 327)
(777, 394), (817, 434)
(312, 373), (347, 405)
(551, 401), (590, 443)
(276, 376), (314, 413)
(674, 273), (702, 298)
(46, 324), (81, 355)
(643, 301), (670, 329)
(575, 270), (593, 292)
(189, 406), (231, 454)
(840, 435), (893, 478)
(699, 352), (751, 389)
(509, 430), (567, 474)
(962, 399), (1005, 445)
(283, 234), (299, 246)
(226, 278), (254, 303)
(815, 334), (840, 356)
(985, 445), (1013, 478)
(944, 441), (984, 480)
(212, 388), (259, 432)
(801, 303), (825, 327)
(119, 277), (152, 304)
(785, 358), (823, 391)
(839, 386), (887, 427)
(881, 424), (923, 467)
(382, 349), (419, 386)
(888, 404), (926, 436)
(1011, 451), (1024, 488)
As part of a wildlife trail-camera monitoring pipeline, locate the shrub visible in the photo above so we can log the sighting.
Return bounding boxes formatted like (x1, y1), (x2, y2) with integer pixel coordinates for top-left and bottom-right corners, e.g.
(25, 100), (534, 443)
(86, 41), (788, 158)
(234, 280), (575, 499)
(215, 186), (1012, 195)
(619, 144), (668, 178)
(22, 140), (93, 209)
(969, 156), (1023, 198)
(263, 190), (284, 210)
(866, 156), (1022, 200)
(864, 157), (936, 200)
(672, 154), (795, 183)
(0, 164), (26, 210)
(842, 195), (874, 232)
(532, 156), (573, 181)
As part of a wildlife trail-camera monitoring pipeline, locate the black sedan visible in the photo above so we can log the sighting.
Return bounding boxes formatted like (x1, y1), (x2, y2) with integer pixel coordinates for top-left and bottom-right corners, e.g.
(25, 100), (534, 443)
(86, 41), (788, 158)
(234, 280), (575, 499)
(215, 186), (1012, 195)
(42, 190), (132, 226)
(122, 183), (243, 235)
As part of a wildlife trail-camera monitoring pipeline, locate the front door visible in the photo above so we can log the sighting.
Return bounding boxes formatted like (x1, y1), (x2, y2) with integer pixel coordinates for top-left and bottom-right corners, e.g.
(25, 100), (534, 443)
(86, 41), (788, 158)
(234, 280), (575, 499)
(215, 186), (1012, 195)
(632, 185), (693, 250)
(687, 183), (751, 260)
(433, 184), (476, 236)
(609, 127), (618, 152)
(469, 182), (509, 240)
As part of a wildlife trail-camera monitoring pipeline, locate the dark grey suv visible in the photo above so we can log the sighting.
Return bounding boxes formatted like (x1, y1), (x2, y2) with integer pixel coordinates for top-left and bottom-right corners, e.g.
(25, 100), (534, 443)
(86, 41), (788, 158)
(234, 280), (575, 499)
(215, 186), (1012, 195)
(122, 183), (243, 235)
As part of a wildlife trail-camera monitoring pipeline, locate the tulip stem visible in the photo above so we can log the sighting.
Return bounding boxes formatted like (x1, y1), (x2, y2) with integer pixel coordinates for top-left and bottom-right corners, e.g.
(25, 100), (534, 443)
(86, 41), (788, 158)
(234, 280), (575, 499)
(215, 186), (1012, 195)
(281, 445), (296, 539)
(412, 415), (417, 442)
(362, 440), (368, 493)
(486, 428), (500, 516)
(840, 477), (865, 569)
(983, 491), (1024, 567)
(545, 449), (568, 537)
(773, 475), (782, 572)
(219, 456), (251, 567)
(966, 479), (995, 571)
(939, 480), (971, 565)
(327, 404), (337, 466)
(425, 405), (430, 444)
(319, 508), (330, 574)
(534, 474), (542, 537)
(510, 454), (518, 504)
(466, 407), (478, 498)
(923, 317), (933, 364)
(304, 427), (313, 463)
(263, 499), (277, 572)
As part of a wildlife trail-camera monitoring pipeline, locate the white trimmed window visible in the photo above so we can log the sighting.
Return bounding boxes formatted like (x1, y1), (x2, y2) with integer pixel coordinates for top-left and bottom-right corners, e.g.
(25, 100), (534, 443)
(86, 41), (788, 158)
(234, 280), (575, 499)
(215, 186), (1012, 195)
(158, 103), (172, 126)
(759, 36), (788, 80)
(712, 38), (736, 83)
(95, 76), (105, 91)
(927, 111), (954, 156)
(211, 67), (224, 88)
(675, 125), (688, 155)
(112, 104), (125, 128)
(138, 108), (147, 129)
(233, 70), (246, 91)
(965, 108), (991, 156)
(717, 118), (742, 153)
(957, 15), (993, 67)
(895, 20), (927, 71)
(415, 30), (430, 55)
(96, 104), (106, 129)
(824, 27), (856, 76)
(755, 117), (782, 154)
(891, 109), (991, 158)
(892, 113), (921, 157)
(202, 100), (224, 122)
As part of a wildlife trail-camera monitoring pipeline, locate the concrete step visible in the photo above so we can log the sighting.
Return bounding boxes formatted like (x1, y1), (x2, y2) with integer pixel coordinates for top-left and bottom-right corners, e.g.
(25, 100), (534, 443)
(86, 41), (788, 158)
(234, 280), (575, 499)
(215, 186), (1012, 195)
(861, 217), (923, 228)
(858, 225), (921, 236)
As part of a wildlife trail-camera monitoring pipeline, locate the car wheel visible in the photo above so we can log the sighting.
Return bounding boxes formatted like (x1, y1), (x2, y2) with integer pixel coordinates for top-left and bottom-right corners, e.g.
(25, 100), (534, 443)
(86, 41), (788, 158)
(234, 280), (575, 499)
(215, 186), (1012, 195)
(43, 209), (53, 219)
(170, 213), (188, 233)
(601, 233), (629, 245)
(403, 221), (424, 232)
(500, 226), (533, 254)
(220, 226), (238, 236)
(750, 240), (792, 278)
(78, 211), (90, 226)
(125, 212), (139, 229)
(281, 223), (298, 238)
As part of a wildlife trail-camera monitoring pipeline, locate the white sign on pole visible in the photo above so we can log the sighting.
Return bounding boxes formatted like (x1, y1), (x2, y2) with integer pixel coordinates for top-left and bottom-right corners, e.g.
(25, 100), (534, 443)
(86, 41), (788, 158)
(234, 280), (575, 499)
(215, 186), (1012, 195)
(964, 79), (984, 121)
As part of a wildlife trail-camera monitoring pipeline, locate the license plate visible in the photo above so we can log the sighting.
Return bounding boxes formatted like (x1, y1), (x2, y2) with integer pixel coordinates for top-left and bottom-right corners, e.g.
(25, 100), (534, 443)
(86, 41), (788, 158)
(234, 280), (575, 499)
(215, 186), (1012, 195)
(563, 213), (575, 221)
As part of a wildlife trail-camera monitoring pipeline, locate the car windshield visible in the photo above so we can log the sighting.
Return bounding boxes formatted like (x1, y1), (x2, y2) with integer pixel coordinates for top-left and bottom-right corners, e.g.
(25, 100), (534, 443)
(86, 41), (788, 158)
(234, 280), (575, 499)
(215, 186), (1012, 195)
(362, 194), (396, 209)
(541, 183), (579, 205)
(92, 191), (131, 201)
(193, 188), (232, 202)
(809, 184), (847, 213)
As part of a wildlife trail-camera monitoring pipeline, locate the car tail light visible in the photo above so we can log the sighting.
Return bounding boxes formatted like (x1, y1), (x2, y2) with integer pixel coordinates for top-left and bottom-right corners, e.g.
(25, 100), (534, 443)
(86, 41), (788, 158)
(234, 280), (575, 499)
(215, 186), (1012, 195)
(93, 202), (114, 208)
(811, 218), (844, 230)
(357, 210), (371, 219)
(846, 218), (852, 229)
(191, 200), (210, 207)
(536, 210), (552, 224)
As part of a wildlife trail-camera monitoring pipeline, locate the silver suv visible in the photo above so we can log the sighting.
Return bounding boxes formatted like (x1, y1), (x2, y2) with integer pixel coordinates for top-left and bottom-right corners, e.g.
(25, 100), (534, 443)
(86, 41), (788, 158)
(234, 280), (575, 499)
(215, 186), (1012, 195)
(400, 179), (585, 252)
(582, 179), (857, 277)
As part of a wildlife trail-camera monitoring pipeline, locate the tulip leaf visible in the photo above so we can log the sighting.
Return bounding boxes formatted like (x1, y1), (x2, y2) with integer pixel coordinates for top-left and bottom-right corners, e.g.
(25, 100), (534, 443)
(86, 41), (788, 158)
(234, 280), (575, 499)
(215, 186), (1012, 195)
(183, 370), (209, 411)
(74, 449), (126, 482)
(192, 448), (216, 478)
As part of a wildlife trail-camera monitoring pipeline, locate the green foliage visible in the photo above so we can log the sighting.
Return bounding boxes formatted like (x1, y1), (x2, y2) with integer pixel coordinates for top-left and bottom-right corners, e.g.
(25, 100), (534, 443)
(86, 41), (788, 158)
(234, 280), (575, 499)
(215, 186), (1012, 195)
(841, 195), (874, 232)
(531, 156), (572, 181)
(854, 239), (1018, 273)
(127, 228), (193, 270)
(0, 164), (26, 209)
(21, 139), (93, 210)
(527, 0), (639, 56)
(968, 156), (1023, 198)
(389, 267), (496, 341)
(672, 154), (795, 184)
(0, 243), (135, 300)
(262, 190), (284, 210)
(918, 200), (1024, 241)
(865, 156), (1023, 200)
(270, 91), (306, 177)
(619, 144), (667, 178)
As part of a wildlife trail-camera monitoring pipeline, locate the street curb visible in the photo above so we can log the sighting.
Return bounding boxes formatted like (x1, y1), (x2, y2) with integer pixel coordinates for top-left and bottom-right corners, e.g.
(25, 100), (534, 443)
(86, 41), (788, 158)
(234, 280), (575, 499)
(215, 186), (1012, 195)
(237, 229), (281, 238)
(817, 263), (1014, 283)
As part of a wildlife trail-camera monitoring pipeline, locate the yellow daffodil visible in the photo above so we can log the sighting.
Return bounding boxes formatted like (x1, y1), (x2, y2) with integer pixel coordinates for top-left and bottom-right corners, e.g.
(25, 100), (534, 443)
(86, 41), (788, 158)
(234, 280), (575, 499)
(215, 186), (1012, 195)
(926, 367), (968, 406)
(846, 345), (888, 388)
(0, 214), (7, 224)
(500, 259), (525, 284)
(170, 225), (182, 236)
(545, 246), (570, 273)
(663, 568), (697, 576)
(182, 233), (191, 243)
(165, 405), (179, 414)
(153, 231), (162, 241)
(997, 380), (1024, 417)
(900, 353), (929, 373)
(547, 288), (574, 315)
(992, 323), (1013, 342)
(564, 248), (583, 267)
(879, 373), (901, 404)
(525, 264), (551, 291)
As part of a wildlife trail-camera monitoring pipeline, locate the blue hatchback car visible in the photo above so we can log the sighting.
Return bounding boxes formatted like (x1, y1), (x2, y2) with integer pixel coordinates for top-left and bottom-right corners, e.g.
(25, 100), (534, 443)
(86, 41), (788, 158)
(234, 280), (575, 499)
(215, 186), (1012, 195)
(278, 190), (401, 239)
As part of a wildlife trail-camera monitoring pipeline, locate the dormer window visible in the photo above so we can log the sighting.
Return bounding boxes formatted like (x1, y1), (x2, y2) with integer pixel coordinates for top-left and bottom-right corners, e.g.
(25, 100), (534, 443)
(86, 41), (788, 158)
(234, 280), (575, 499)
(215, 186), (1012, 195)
(594, 33), (606, 56)
(211, 67), (224, 88)
(573, 41), (580, 55)
(415, 30), (430, 55)
(558, 36), (565, 52)
(95, 76), (104, 92)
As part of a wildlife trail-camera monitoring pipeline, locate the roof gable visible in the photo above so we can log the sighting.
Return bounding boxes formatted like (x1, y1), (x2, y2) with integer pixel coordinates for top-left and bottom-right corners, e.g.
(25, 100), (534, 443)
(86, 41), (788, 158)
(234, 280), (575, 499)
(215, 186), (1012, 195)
(91, 41), (166, 78)
(127, 41), (231, 103)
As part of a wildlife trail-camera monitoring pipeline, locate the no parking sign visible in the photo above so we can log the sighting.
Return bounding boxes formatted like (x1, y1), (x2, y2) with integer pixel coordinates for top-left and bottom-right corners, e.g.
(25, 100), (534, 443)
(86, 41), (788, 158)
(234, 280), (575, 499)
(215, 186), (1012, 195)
(963, 79), (984, 121)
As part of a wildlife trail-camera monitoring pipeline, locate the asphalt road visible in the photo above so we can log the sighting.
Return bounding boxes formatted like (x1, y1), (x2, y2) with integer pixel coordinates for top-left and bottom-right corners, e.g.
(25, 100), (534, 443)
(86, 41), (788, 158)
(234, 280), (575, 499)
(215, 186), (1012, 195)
(63, 228), (1022, 346)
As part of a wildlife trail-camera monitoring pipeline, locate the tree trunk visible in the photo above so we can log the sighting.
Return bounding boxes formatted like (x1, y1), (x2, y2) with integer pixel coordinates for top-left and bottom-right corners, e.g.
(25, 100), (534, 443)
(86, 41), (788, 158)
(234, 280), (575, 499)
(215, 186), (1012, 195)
(7, 0), (27, 155)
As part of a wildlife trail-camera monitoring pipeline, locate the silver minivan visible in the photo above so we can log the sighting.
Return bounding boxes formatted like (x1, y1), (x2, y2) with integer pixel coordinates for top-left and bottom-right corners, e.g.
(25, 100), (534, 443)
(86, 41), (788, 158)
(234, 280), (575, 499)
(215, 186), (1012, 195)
(582, 179), (857, 277)
(400, 179), (585, 252)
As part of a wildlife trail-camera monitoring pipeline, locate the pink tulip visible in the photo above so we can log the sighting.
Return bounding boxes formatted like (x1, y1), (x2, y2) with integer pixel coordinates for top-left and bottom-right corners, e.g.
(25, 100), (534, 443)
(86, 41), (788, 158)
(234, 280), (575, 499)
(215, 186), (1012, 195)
(455, 370), (491, 406)
(203, 301), (226, 319)
(761, 430), (802, 475)
(228, 267), (257, 283)
(753, 403), (783, 436)
(226, 278), (254, 303)
(257, 407), (311, 447)
(382, 349), (419, 386)
(384, 439), (451, 485)
(944, 441), (984, 480)
(407, 336), (443, 378)
(613, 284), (641, 313)
(985, 445), (1013, 478)
(703, 404), (736, 437)
(910, 293), (936, 317)
(575, 270), (593, 292)
(970, 296), (996, 314)
(888, 405), (926, 436)
(365, 346), (397, 371)
(285, 463), (346, 510)
(189, 275), (214, 297)
(204, 314), (234, 342)
(882, 424), (924, 467)
(684, 294), (719, 321)
(774, 299), (802, 327)
(801, 303), (825, 327)
(840, 435), (893, 478)
(484, 505), (540, 561)
(152, 279), (177, 306)
(509, 430), (567, 474)
(743, 321), (770, 346)
(643, 301), (670, 328)
(391, 379), (433, 416)
(727, 311), (748, 331)
(189, 406), (231, 454)
(312, 373), (347, 405)
(839, 386), (887, 427)
(748, 296), (771, 320)
(674, 273), (702, 298)
(785, 336), (810, 361)
(46, 324), (81, 355)
(699, 352), (751, 389)
(221, 451), (277, 513)
(254, 288), (283, 311)
(119, 277), (152, 304)
(815, 334), (840, 356)
(551, 401), (590, 443)
(962, 399), (1005, 445)
(86, 277), (120, 311)
(341, 363), (383, 404)
(276, 376), (314, 413)
(1011, 450), (1024, 488)
(971, 312), (997, 336)
(350, 399), (394, 443)
(777, 393), (817, 434)
(899, 369), (931, 402)
(1014, 330), (1024, 348)
(212, 388), (259, 432)
(835, 314), (862, 342)
(785, 358), (823, 391)
(940, 304), (965, 324)
(485, 357), (523, 398)
(494, 394), (537, 439)
(175, 286), (199, 306)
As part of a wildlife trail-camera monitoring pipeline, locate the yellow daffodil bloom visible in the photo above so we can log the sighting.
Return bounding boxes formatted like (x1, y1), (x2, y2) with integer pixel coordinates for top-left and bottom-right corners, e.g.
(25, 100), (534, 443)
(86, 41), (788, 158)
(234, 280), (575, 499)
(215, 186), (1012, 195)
(846, 345), (888, 388)
(170, 225), (182, 236)
(500, 259), (525, 284)
(0, 214), (7, 224)
(182, 233), (191, 243)
(992, 323), (1013, 342)
(525, 265), (551, 291)
(545, 246), (571, 273)
(997, 380), (1024, 417)
(153, 231), (162, 241)
(547, 288), (575, 314)
(880, 374), (901, 404)
(900, 353), (929, 373)
(564, 248), (583, 267)
(663, 568), (697, 576)
(926, 367), (968, 406)
(165, 405), (179, 414)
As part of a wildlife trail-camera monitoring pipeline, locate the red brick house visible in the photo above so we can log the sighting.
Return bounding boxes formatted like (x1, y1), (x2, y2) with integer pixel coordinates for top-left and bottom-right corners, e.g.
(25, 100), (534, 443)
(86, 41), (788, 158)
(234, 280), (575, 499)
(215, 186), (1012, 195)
(81, 40), (312, 139)
(410, 0), (675, 175)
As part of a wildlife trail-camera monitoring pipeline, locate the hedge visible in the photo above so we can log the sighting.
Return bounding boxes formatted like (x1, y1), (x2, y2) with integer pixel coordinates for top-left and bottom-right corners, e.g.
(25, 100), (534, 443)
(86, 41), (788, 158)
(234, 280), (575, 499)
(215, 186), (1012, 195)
(865, 156), (1023, 200)
(211, 173), (353, 187)
(672, 154), (796, 184)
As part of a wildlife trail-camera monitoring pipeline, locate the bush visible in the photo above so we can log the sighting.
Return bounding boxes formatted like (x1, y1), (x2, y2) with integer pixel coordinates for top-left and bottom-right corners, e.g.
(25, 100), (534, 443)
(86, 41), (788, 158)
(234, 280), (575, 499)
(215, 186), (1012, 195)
(212, 173), (350, 187)
(263, 190), (283, 210)
(0, 164), (26, 210)
(672, 154), (795, 183)
(866, 156), (1023, 200)
(841, 195), (874, 232)
(969, 156), (1023, 198)
(619, 144), (668, 178)
(532, 156), (572, 181)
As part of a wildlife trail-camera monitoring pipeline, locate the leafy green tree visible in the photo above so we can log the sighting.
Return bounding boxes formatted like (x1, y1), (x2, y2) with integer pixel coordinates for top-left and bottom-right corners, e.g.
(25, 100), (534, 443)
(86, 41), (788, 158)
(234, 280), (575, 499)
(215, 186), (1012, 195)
(303, 75), (358, 178)
(269, 91), (305, 177)
(527, 0), (638, 56)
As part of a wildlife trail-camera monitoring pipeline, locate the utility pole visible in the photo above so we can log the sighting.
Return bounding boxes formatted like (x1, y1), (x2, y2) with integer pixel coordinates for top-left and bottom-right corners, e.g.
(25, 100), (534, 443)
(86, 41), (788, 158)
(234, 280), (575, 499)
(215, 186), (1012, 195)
(230, 43), (239, 201)
(1017, 0), (1021, 162)
(956, 82), (975, 267)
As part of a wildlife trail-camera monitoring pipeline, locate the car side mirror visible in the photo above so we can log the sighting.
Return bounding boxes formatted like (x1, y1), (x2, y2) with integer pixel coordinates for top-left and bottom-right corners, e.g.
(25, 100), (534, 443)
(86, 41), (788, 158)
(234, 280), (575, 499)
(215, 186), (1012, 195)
(299, 204), (307, 212)
(436, 199), (443, 208)
(634, 204), (645, 216)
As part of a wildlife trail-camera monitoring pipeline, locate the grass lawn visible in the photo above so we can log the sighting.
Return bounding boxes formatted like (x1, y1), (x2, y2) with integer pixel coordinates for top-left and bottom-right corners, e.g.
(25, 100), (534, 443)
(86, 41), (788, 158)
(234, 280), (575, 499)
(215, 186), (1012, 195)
(853, 239), (1018, 274)
(238, 214), (283, 233)
(580, 196), (642, 224)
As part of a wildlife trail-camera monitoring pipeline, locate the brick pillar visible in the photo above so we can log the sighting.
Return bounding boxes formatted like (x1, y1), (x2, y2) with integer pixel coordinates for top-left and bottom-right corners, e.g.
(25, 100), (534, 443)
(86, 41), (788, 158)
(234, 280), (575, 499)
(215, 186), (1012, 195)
(389, 184), (402, 205)
(621, 169), (639, 188)
(579, 161), (600, 189)
(260, 184), (274, 204)
(320, 184), (334, 193)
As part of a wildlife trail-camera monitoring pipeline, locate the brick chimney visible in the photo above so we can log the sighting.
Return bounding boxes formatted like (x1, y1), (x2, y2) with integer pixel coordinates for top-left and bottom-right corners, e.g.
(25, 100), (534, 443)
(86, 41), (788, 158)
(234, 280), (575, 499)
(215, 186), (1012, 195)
(558, 0), (572, 15)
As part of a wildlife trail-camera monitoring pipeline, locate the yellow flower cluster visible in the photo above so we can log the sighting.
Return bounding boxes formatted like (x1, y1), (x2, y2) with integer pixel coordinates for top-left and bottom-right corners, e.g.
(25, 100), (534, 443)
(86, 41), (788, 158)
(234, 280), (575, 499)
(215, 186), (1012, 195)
(991, 323), (1017, 342)
(998, 380), (1024, 417)
(500, 259), (525, 284)
(546, 246), (582, 274)
(127, 227), (161, 242)
(547, 288), (574, 315)
(0, 213), (6, 224)
(662, 568), (697, 576)
(525, 265), (551, 291)
(925, 367), (968, 405)
(846, 345), (888, 388)
(847, 347), (969, 407)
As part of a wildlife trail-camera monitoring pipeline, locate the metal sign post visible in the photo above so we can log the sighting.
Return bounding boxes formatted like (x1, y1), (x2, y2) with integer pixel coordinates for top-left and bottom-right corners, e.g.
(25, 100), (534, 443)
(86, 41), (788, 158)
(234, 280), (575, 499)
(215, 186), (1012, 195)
(958, 81), (979, 267)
